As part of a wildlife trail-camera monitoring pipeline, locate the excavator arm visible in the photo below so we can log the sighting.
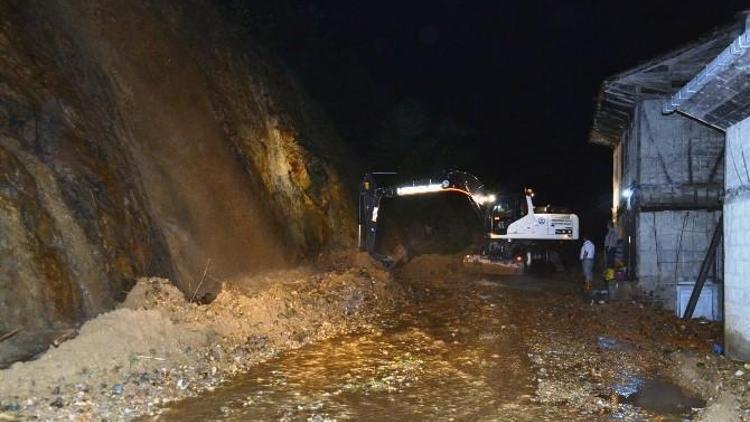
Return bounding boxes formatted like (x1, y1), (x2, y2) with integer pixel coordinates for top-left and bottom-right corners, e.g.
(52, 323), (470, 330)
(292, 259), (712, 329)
(357, 170), (491, 252)
(357, 171), (579, 256)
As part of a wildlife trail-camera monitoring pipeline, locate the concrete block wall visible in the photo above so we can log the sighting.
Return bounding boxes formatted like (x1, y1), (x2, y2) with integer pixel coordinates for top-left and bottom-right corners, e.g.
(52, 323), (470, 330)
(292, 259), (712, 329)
(635, 100), (724, 207)
(637, 210), (722, 310)
(612, 143), (622, 217)
(613, 100), (725, 312)
(725, 117), (750, 360)
(619, 113), (639, 205)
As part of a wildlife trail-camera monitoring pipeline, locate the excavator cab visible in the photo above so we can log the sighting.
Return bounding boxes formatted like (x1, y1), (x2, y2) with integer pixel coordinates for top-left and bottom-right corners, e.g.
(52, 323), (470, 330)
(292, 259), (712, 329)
(489, 197), (520, 236)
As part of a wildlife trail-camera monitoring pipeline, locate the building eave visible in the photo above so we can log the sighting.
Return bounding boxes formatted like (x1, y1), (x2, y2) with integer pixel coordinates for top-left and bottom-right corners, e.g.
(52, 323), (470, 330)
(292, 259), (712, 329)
(665, 25), (750, 130)
(589, 14), (747, 146)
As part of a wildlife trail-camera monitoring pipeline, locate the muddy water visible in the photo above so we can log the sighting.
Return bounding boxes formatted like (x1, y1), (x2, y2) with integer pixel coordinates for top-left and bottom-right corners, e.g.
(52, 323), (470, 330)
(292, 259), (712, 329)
(625, 378), (705, 416)
(158, 280), (536, 421)
(156, 274), (705, 421)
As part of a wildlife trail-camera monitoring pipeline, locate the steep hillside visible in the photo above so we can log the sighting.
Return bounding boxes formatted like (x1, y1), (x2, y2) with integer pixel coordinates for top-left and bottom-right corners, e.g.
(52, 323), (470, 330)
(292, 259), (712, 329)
(0, 0), (354, 364)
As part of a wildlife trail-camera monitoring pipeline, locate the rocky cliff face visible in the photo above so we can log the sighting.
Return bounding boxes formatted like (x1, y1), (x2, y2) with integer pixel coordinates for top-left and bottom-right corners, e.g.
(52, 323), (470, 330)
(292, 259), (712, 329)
(0, 0), (354, 364)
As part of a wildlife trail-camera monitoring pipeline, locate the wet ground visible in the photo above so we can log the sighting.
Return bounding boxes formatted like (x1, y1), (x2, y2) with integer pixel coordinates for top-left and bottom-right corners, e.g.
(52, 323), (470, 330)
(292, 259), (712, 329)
(157, 277), (537, 421)
(154, 260), (709, 421)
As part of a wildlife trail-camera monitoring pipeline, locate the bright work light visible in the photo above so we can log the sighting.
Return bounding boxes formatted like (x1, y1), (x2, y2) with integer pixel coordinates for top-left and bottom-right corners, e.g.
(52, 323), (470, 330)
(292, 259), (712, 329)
(396, 184), (444, 196)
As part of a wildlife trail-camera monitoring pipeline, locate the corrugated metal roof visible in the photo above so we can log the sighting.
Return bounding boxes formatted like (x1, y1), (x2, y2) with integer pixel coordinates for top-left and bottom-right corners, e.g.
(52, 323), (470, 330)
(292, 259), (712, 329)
(590, 15), (746, 147)
(665, 24), (750, 129)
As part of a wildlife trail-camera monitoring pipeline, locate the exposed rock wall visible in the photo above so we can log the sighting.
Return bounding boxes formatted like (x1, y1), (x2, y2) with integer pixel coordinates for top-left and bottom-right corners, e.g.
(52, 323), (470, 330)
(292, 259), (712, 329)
(0, 0), (354, 364)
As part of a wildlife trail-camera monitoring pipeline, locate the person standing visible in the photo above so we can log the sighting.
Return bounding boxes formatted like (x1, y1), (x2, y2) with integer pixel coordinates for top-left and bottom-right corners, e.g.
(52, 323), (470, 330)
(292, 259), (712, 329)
(580, 234), (595, 291)
(604, 222), (620, 268)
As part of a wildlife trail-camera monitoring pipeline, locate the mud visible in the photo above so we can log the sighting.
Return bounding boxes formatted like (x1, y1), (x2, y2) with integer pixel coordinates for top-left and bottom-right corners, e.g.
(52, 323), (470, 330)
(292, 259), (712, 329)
(152, 254), (746, 421)
(671, 350), (750, 421)
(623, 378), (704, 416)
(155, 258), (532, 421)
(374, 193), (482, 259)
(2, 253), (748, 421)
(0, 252), (401, 420)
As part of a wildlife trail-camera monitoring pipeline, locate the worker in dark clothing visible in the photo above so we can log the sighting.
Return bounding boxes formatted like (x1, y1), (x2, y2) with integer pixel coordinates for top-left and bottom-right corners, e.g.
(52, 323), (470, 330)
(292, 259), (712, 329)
(604, 222), (620, 268)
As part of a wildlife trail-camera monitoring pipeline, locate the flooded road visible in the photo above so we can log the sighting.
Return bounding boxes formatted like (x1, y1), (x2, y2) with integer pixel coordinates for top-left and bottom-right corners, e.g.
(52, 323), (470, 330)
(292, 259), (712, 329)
(155, 257), (710, 421)
(158, 276), (538, 421)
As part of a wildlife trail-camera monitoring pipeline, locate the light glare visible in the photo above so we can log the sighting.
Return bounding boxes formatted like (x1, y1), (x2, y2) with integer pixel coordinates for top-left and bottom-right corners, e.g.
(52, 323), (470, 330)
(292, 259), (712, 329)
(472, 193), (497, 205)
(396, 184), (444, 196)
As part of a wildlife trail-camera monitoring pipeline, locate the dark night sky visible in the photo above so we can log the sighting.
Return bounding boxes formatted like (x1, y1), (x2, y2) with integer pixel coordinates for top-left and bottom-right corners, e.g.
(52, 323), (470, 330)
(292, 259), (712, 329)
(234, 0), (747, 234)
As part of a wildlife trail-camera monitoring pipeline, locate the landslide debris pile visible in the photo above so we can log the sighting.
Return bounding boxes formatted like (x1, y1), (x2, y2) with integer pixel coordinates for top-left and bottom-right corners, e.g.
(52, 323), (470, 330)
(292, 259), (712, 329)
(374, 194), (482, 259)
(0, 252), (401, 420)
(0, 0), (354, 364)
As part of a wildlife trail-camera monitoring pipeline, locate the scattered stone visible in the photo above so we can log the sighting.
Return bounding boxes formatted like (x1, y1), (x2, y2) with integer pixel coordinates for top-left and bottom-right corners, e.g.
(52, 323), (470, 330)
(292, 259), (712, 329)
(0, 253), (400, 420)
(0, 404), (19, 413)
(2, 253), (740, 420)
(112, 384), (123, 395)
(596, 336), (618, 350)
(0, 412), (18, 421)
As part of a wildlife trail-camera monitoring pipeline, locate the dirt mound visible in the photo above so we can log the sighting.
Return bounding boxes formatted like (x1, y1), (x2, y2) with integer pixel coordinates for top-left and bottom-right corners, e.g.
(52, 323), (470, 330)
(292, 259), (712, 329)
(0, 307), (207, 399)
(121, 277), (188, 310)
(315, 249), (388, 276)
(395, 253), (464, 283)
(0, 265), (401, 420)
(670, 351), (749, 421)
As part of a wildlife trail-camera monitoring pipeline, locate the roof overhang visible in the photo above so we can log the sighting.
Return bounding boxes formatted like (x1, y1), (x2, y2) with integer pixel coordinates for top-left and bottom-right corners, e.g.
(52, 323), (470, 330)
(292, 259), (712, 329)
(590, 14), (747, 147)
(664, 25), (750, 130)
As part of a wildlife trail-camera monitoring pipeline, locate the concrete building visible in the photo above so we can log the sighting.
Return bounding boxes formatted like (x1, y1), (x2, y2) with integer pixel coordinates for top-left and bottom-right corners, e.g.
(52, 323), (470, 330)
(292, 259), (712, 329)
(591, 19), (742, 311)
(593, 13), (750, 360)
(665, 19), (750, 360)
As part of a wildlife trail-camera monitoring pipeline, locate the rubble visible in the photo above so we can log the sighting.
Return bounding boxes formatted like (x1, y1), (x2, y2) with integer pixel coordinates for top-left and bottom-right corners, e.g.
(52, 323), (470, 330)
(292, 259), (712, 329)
(1, 252), (746, 420)
(393, 254), (743, 420)
(0, 252), (402, 420)
(671, 350), (750, 421)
